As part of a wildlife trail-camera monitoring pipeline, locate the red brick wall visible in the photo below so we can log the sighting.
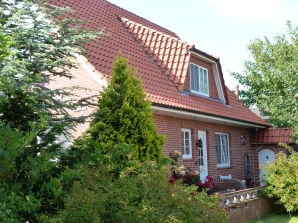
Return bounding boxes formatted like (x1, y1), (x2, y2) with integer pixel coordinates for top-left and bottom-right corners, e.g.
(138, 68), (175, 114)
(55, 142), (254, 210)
(153, 113), (253, 181)
(226, 198), (273, 223)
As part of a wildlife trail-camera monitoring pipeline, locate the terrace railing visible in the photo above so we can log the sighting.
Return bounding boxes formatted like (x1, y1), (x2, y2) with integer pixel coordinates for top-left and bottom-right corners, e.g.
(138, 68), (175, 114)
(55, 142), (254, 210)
(220, 186), (264, 207)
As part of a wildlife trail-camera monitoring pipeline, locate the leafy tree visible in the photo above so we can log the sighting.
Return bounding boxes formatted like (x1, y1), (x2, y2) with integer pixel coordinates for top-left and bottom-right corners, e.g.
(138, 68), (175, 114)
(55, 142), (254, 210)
(0, 34), (12, 63)
(263, 144), (298, 213)
(0, 0), (98, 221)
(232, 22), (298, 132)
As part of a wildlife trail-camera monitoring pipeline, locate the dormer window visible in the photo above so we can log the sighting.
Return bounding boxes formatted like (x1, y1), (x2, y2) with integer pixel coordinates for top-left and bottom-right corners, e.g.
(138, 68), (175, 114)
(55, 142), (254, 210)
(190, 63), (209, 96)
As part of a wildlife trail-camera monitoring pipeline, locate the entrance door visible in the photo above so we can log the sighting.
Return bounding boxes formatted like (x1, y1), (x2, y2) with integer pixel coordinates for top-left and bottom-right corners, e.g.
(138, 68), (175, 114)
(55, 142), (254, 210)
(258, 149), (275, 186)
(198, 131), (208, 182)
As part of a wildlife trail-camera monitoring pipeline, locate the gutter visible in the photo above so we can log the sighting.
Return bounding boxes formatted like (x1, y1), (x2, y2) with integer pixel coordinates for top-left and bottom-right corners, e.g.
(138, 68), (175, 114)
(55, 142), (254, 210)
(151, 104), (269, 129)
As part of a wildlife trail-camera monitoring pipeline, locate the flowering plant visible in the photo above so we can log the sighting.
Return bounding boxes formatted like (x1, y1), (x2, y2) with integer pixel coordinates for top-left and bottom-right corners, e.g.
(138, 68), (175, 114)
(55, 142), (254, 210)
(168, 150), (218, 194)
(198, 176), (218, 194)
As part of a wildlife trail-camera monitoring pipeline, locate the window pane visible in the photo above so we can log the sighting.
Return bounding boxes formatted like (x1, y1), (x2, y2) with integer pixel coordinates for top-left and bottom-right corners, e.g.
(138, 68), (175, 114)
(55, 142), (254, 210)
(182, 129), (192, 158)
(185, 146), (190, 155)
(215, 134), (221, 164)
(222, 135), (228, 163)
(216, 133), (230, 166)
(190, 64), (208, 95)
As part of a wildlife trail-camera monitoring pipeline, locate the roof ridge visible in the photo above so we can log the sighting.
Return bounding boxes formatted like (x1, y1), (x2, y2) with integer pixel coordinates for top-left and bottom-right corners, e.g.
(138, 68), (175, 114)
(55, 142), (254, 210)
(106, 0), (179, 38)
(120, 17), (194, 47)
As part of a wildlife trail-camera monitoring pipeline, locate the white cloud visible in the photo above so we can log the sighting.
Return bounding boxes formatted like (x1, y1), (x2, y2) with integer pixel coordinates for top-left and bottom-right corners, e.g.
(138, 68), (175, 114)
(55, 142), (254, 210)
(206, 0), (287, 24)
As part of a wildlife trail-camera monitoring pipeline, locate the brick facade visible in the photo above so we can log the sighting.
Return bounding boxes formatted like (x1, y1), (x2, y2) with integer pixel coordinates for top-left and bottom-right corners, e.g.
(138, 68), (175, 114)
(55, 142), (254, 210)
(153, 113), (254, 182)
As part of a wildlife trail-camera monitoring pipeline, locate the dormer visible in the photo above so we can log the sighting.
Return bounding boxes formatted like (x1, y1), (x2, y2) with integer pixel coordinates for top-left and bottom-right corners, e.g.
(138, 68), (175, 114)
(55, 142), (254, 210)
(183, 49), (229, 105)
(120, 17), (228, 105)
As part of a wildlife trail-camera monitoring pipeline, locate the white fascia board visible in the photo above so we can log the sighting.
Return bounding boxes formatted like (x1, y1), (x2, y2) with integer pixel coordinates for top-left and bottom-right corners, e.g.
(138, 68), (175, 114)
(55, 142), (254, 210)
(213, 63), (226, 104)
(191, 51), (218, 64)
(75, 53), (108, 87)
(151, 105), (267, 129)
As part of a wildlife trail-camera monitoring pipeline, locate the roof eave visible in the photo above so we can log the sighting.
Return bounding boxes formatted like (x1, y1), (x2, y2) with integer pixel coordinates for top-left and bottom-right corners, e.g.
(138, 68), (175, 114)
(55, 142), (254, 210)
(152, 103), (270, 129)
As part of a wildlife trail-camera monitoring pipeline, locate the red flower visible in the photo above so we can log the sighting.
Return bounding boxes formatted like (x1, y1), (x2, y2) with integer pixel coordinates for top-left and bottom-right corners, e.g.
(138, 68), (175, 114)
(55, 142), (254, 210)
(169, 176), (176, 184)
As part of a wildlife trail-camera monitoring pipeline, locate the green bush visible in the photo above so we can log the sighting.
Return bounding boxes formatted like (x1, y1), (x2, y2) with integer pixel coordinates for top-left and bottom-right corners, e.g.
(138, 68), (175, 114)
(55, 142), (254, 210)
(263, 145), (298, 212)
(54, 163), (227, 223)
(56, 57), (227, 223)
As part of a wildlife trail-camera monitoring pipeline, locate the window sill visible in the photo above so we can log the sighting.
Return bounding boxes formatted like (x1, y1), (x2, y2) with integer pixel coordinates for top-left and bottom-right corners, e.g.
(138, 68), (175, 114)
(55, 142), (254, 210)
(217, 165), (231, 169)
(190, 90), (209, 97)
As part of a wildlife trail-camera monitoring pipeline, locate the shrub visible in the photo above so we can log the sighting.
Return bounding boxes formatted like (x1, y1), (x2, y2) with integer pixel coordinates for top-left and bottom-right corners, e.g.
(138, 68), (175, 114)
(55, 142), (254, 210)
(263, 144), (298, 212)
(55, 163), (227, 223)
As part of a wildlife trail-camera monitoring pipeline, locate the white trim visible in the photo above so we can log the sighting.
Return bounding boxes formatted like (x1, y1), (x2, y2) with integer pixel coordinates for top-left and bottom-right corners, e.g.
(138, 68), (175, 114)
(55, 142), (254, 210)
(189, 63), (209, 97)
(191, 51), (218, 64)
(181, 128), (192, 159)
(215, 132), (230, 168)
(198, 130), (208, 181)
(151, 105), (267, 128)
(75, 54), (108, 87)
(213, 63), (226, 104)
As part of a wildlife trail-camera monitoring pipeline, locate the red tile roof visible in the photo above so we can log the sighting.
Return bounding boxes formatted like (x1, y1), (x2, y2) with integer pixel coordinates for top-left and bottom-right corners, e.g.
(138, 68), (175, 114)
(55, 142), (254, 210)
(120, 17), (194, 90)
(251, 128), (294, 144)
(49, 0), (270, 127)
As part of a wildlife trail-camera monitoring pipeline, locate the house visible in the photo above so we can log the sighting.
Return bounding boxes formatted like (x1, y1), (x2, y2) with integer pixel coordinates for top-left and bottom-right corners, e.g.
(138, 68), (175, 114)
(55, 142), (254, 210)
(48, 0), (293, 186)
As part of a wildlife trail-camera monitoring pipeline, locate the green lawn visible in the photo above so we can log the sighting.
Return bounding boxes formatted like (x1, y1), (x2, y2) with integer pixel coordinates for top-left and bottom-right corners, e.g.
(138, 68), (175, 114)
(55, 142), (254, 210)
(248, 214), (298, 223)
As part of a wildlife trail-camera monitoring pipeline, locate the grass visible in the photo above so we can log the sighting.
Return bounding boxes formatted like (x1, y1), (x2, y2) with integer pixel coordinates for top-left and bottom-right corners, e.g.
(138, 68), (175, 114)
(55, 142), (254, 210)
(248, 214), (298, 223)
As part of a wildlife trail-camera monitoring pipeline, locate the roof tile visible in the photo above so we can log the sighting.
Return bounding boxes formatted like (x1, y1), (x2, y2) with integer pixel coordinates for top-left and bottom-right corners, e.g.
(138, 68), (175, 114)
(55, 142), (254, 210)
(49, 0), (270, 127)
(251, 128), (294, 144)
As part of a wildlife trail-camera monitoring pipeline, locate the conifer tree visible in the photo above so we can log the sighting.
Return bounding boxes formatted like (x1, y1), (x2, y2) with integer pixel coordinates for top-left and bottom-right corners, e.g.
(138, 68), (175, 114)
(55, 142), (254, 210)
(0, 1), (99, 221)
(87, 57), (165, 164)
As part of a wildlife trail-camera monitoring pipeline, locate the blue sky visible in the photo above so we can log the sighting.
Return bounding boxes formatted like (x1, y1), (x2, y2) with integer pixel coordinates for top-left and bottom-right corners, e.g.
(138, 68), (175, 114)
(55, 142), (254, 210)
(108, 0), (298, 90)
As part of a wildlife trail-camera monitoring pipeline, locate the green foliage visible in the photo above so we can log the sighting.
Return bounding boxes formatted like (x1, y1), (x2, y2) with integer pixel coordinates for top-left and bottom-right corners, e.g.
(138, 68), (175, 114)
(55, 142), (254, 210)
(232, 22), (298, 132)
(247, 213), (298, 223)
(53, 57), (227, 223)
(0, 5), (12, 63)
(0, 122), (37, 180)
(0, 0), (98, 131)
(54, 163), (227, 223)
(0, 0), (99, 221)
(0, 34), (12, 63)
(68, 57), (165, 168)
(263, 145), (298, 212)
(94, 57), (165, 161)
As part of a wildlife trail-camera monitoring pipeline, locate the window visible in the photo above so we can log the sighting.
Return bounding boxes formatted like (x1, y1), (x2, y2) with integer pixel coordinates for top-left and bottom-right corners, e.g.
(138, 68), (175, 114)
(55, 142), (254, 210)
(190, 63), (209, 96)
(181, 128), (192, 159)
(215, 133), (230, 168)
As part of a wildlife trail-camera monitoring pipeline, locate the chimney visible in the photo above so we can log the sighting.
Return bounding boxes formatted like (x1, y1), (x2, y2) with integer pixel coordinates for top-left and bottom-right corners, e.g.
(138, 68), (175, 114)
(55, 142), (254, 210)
(236, 85), (240, 99)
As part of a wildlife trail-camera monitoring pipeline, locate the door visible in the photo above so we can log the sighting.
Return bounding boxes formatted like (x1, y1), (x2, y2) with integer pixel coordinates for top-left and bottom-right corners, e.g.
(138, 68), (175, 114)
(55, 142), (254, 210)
(258, 149), (275, 186)
(198, 130), (208, 182)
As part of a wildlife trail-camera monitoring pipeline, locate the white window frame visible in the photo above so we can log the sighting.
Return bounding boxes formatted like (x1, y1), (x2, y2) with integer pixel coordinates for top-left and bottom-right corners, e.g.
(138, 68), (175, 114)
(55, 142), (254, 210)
(181, 128), (192, 159)
(189, 63), (209, 96)
(215, 132), (230, 168)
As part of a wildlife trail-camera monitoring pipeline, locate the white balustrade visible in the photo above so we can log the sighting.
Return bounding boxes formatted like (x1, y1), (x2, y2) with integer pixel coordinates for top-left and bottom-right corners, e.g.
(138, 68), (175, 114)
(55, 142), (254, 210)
(220, 186), (263, 207)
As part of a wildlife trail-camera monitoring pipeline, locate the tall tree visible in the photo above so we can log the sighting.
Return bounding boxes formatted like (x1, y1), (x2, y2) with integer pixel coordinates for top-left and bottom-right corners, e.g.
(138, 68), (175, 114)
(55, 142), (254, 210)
(69, 57), (165, 173)
(0, 0), (99, 221)
(233, 22), (298, 131)
(91, 57), (165, 162)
